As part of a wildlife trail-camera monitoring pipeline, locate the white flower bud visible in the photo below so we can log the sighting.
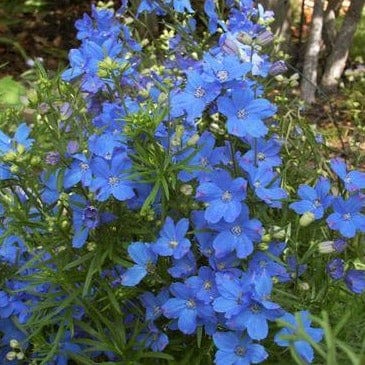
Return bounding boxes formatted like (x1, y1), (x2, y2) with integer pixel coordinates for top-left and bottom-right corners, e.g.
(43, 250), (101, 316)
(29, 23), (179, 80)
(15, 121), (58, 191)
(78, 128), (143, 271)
(6, 352), (17, 361)
(318, 241), (335, 254)
(299, 212), (315, 227)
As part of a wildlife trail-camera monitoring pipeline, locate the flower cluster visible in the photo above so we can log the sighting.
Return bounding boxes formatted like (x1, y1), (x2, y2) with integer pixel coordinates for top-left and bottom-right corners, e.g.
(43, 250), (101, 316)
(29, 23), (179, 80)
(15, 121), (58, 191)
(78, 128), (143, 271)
(0, 1), (364, 364)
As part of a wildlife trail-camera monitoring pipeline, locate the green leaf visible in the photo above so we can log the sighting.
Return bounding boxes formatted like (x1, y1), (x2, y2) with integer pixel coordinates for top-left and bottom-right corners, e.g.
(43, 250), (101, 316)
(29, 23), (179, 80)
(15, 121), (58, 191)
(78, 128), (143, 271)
(0, 76), (25, 105)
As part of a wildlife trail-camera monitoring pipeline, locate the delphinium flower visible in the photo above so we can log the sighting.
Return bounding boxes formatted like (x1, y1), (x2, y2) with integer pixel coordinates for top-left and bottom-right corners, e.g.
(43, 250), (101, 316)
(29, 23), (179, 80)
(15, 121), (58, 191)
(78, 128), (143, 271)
(121, 242), (157, 286)
(161, 281), (215, 334)
(90, 152), (135, 202)
(290, 177), (333, 219)
(217, 88), (276, 138)
(213, 272), (251, 320)
(204, 0), (219, 33)
(177, 131), (224, 182)
(286, 255), (307, 279)
(0, 291), (28, 323)
(152, 217), (191, 259)
(326, 258), (345, 280)
(326, 195), (365, 238)
(170, 70), (221, 123)
(211, 206), (263, 259)
(0, 123), (33, 154)
(225, 271), (283, 340)
(344, 269), (365, 294)
(185, 266), (218, 304)
(136, 322), (169, 352)
(64, 154), (93, 189)
(168, 251), (197, 278)
(244, 165), (287, 208)
(248, 242), (291, 283)
(70, 195), (115, 248)
(203, 53), (251, 85)
(236, 136), (282, 169)
(165, 0), (194, 13)
(0, 235), (27, 265)
(139, 289), (170, 321)
(196, 169), (247, 223)
(40, 170), (61, 205)
(275, 311), (324, 364)
(330, 158), (365, 192)
(213, 331), (268, 365)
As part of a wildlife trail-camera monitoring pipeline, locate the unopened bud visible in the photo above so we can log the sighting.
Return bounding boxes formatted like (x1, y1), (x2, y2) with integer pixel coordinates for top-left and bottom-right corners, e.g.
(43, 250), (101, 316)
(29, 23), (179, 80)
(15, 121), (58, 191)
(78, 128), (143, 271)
(269, 60), (288, 76)
(9, 339), (20, 349)
(6, 351), (17, 361)
(271, 226), (286, 240)
(180, 184), (193, 196)
(299, 212), (315, 227)
(256, 30), (274, 46)
(318, 241), (335, 254)
(16, 352), (25, 360)
(298, 282), (310, 291)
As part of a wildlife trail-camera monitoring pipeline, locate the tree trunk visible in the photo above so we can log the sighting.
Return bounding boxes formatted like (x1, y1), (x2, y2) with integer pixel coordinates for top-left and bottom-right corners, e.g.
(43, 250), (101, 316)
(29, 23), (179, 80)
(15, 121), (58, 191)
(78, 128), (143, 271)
(321, 0), (365, 90)
(300, 0), (325, 104)
(322, 0), (343, 51)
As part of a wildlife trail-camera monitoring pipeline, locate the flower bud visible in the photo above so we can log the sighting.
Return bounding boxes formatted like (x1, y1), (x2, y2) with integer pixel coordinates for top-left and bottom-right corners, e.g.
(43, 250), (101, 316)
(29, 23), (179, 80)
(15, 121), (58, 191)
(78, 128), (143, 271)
(299, 212), (315, 227)
(298, 282), (310, 291)
(6, 352), (17, 361)
(16, 352), (25, 360)
(318, 241), (335, 254)
(180, 184), (193, 196)
(269, 60), (288, 76)
(256, 30), (274, 46)
(10, 339), (20, 349)
(271, 226), (286, 240)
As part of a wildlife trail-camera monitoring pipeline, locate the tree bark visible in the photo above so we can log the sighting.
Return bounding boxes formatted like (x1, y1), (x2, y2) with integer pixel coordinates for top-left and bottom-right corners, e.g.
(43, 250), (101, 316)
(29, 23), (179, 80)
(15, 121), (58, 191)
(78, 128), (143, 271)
(300, 0), (325, 104)
(321, 0), (365, 90)
(322, 0), (343, 51)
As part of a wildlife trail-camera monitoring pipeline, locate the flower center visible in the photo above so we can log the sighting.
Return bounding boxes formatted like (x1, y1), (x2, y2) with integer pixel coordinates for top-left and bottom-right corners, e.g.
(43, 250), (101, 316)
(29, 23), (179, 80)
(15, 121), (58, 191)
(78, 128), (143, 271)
(236, 109), (248, 119)
(79, 162), (89, 171)
(235, 345), (246, 357)
(230, 225), (242, 236)
(257, 152), (265, 161)
(342, 213), (351, 221)
(216, 70), (229, 82)
(186, 298), (196, 309)
(194, 86), (206, 98)
(313, 199), (321, 208)
(203, 280), (212, 290)
(221, 190), (233, 202)
(200, 156), (209, 167)
(169, 240), (179, 248)
(254, 181), (261, 188)
(108, 176), (119, 186)
(250, 304), (261, 313)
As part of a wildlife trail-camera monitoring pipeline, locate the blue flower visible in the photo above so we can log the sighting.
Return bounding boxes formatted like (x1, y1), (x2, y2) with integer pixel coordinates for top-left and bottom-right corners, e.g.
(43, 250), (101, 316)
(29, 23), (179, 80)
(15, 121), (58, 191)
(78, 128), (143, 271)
(136, 322), (169, 352)
(245, 165), (287, 208)
(196, 169), (247, 223)
(211, 206), (262, 259)
(236, 136), (282, 168)
(204, 0), (219, 33)
(213, 331), (268, 365)
(64, 154), (93, 189)
(344, 269), (365, 294)
(217, 88), (276, 138)
(203, 53), (251, 84)
(152, 217), (191, 259)
(162, 282), (215, 334)
(139, 289), (170, 321)
(185, 266), (218, 304)
(170, 70), (221, 122)
(213, 272), (251, 319)
(121, 242), (157, 286)
(330, 158), (365, 192)
(326, 258), (345, 280)
(326, 195), (365, 238)
(90, 153), (135, 202)
(0, 235), (26, 265)
(168, 251), (197, 278)
(225, 271), (283, 340)
(275, 311), (324, 364)
(290, 177), (333, 219)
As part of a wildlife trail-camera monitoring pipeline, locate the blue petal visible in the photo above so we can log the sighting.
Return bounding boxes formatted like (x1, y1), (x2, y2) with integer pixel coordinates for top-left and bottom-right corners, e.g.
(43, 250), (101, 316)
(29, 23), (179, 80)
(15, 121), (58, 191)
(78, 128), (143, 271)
(121, 265), (147, 286)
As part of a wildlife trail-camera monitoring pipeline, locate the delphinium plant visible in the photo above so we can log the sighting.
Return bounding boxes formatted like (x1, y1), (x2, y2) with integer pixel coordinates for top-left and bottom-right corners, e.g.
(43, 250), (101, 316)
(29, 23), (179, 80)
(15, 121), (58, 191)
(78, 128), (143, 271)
(0, 1), (364, 364)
